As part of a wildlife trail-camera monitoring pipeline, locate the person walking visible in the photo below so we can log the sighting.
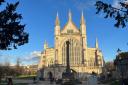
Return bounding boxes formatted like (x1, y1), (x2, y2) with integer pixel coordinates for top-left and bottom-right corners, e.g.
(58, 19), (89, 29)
(33, 77), (36, 83)
(48, 71), (53, 84)
(7, 78), (13, 85)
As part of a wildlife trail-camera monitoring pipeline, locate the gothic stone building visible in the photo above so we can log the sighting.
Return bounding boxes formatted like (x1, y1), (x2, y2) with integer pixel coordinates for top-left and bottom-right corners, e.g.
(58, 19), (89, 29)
(38, 11), (104, 79)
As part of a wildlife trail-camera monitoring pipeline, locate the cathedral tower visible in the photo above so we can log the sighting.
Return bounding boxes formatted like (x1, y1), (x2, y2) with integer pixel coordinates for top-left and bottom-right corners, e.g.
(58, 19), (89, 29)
(54, 12), (61, 64)
(80, 11), (87, 64)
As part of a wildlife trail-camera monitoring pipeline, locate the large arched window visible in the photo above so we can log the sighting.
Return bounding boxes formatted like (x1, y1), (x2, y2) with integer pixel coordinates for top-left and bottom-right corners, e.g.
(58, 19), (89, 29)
(61, 38), (82, 66)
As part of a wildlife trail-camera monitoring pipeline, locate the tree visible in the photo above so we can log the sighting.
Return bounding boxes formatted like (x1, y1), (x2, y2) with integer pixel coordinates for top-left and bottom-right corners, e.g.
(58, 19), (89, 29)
(114, 52), (128, 85)
(16, 57), (21, 67)
(0, 65), (17, 83)
(0, 0), (5, 5)
(0, 0), (28, 83)
(105, 61), (115, 72)
(15, 58), (22, 76)
(114, 52), (128, 63)
(95, 0), (128, 28)
(0, 0), (28, 50)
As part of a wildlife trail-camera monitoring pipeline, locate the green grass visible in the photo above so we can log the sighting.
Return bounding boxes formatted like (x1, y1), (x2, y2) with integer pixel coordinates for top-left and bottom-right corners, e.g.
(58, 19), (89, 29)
(0, 80), (7, 85)
(0, 83), (6, 85)
(110, 80), (120, 85)
(16, 75), (36, 79)
(1, 80), (6, 83)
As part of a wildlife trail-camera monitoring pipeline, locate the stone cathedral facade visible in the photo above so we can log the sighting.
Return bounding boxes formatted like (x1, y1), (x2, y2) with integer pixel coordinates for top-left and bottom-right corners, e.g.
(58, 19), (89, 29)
(38, 11), (104, 78)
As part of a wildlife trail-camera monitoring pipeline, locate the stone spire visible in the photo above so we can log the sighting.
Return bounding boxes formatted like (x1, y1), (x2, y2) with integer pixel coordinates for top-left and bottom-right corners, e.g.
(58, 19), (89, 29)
(80, 11), (86, 35)
(55, 12), (60, 26)
(55, 12), (60, 36)
(80, 11), (87, 64)
(44, 40), (48, 50)
(95, 38), (99, 49)
(68, 10), (72, 21)
(80, 11), (85, 25)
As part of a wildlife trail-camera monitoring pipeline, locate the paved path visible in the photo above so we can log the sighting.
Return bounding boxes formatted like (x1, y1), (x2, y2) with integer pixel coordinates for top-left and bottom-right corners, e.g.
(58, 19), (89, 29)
(12, 77), (109, 85)
(28, 81), (108, 85)
(28, 81), (87, 85)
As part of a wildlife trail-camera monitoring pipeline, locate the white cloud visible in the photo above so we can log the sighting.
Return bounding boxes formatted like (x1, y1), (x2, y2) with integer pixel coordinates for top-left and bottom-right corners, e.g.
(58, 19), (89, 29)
(0, 51), (41, 66)
(112, 0), (121, 8)
(21, 51), (41, 65)
(30, 51), (41, 57)
(10, 62), (16, 66)
(124, 0), (128, 4)
(112, 0), (128, 8)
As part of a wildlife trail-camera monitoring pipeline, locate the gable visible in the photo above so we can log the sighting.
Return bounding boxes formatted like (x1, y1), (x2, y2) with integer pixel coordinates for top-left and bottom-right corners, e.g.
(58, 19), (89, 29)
(61, 21), (80, 34)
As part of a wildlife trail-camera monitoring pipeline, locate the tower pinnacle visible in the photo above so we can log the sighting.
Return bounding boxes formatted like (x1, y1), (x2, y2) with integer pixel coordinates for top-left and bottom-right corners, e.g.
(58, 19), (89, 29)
(44, 40), (48, 50)
(80, 11), (86, 36)
(81, 11), (85, 25)
(55, 12), (60, 26)
(96, 38), (99, 48)
(68, 10), (72, 21)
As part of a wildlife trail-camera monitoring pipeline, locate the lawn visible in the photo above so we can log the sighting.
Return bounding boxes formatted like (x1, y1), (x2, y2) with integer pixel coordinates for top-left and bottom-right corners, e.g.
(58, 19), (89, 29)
(110, 80), (120, 85)
(16, 75), (36, 79)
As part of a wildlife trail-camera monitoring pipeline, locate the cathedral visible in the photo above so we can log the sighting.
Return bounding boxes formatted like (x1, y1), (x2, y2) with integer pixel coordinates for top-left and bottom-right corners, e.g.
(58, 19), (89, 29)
(38, 11), (104, 79)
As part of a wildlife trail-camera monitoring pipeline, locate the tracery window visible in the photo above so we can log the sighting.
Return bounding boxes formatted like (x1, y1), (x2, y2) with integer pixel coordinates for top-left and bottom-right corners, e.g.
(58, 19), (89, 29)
(62, 39), (82, 66)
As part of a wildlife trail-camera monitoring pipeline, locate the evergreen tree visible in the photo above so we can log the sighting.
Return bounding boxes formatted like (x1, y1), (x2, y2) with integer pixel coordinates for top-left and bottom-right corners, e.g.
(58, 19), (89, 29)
(0, 0), (28, 50)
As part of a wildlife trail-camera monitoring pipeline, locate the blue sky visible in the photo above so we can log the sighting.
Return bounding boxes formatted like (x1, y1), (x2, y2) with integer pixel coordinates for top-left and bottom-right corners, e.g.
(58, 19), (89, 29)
(0, 0), (128, 65)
